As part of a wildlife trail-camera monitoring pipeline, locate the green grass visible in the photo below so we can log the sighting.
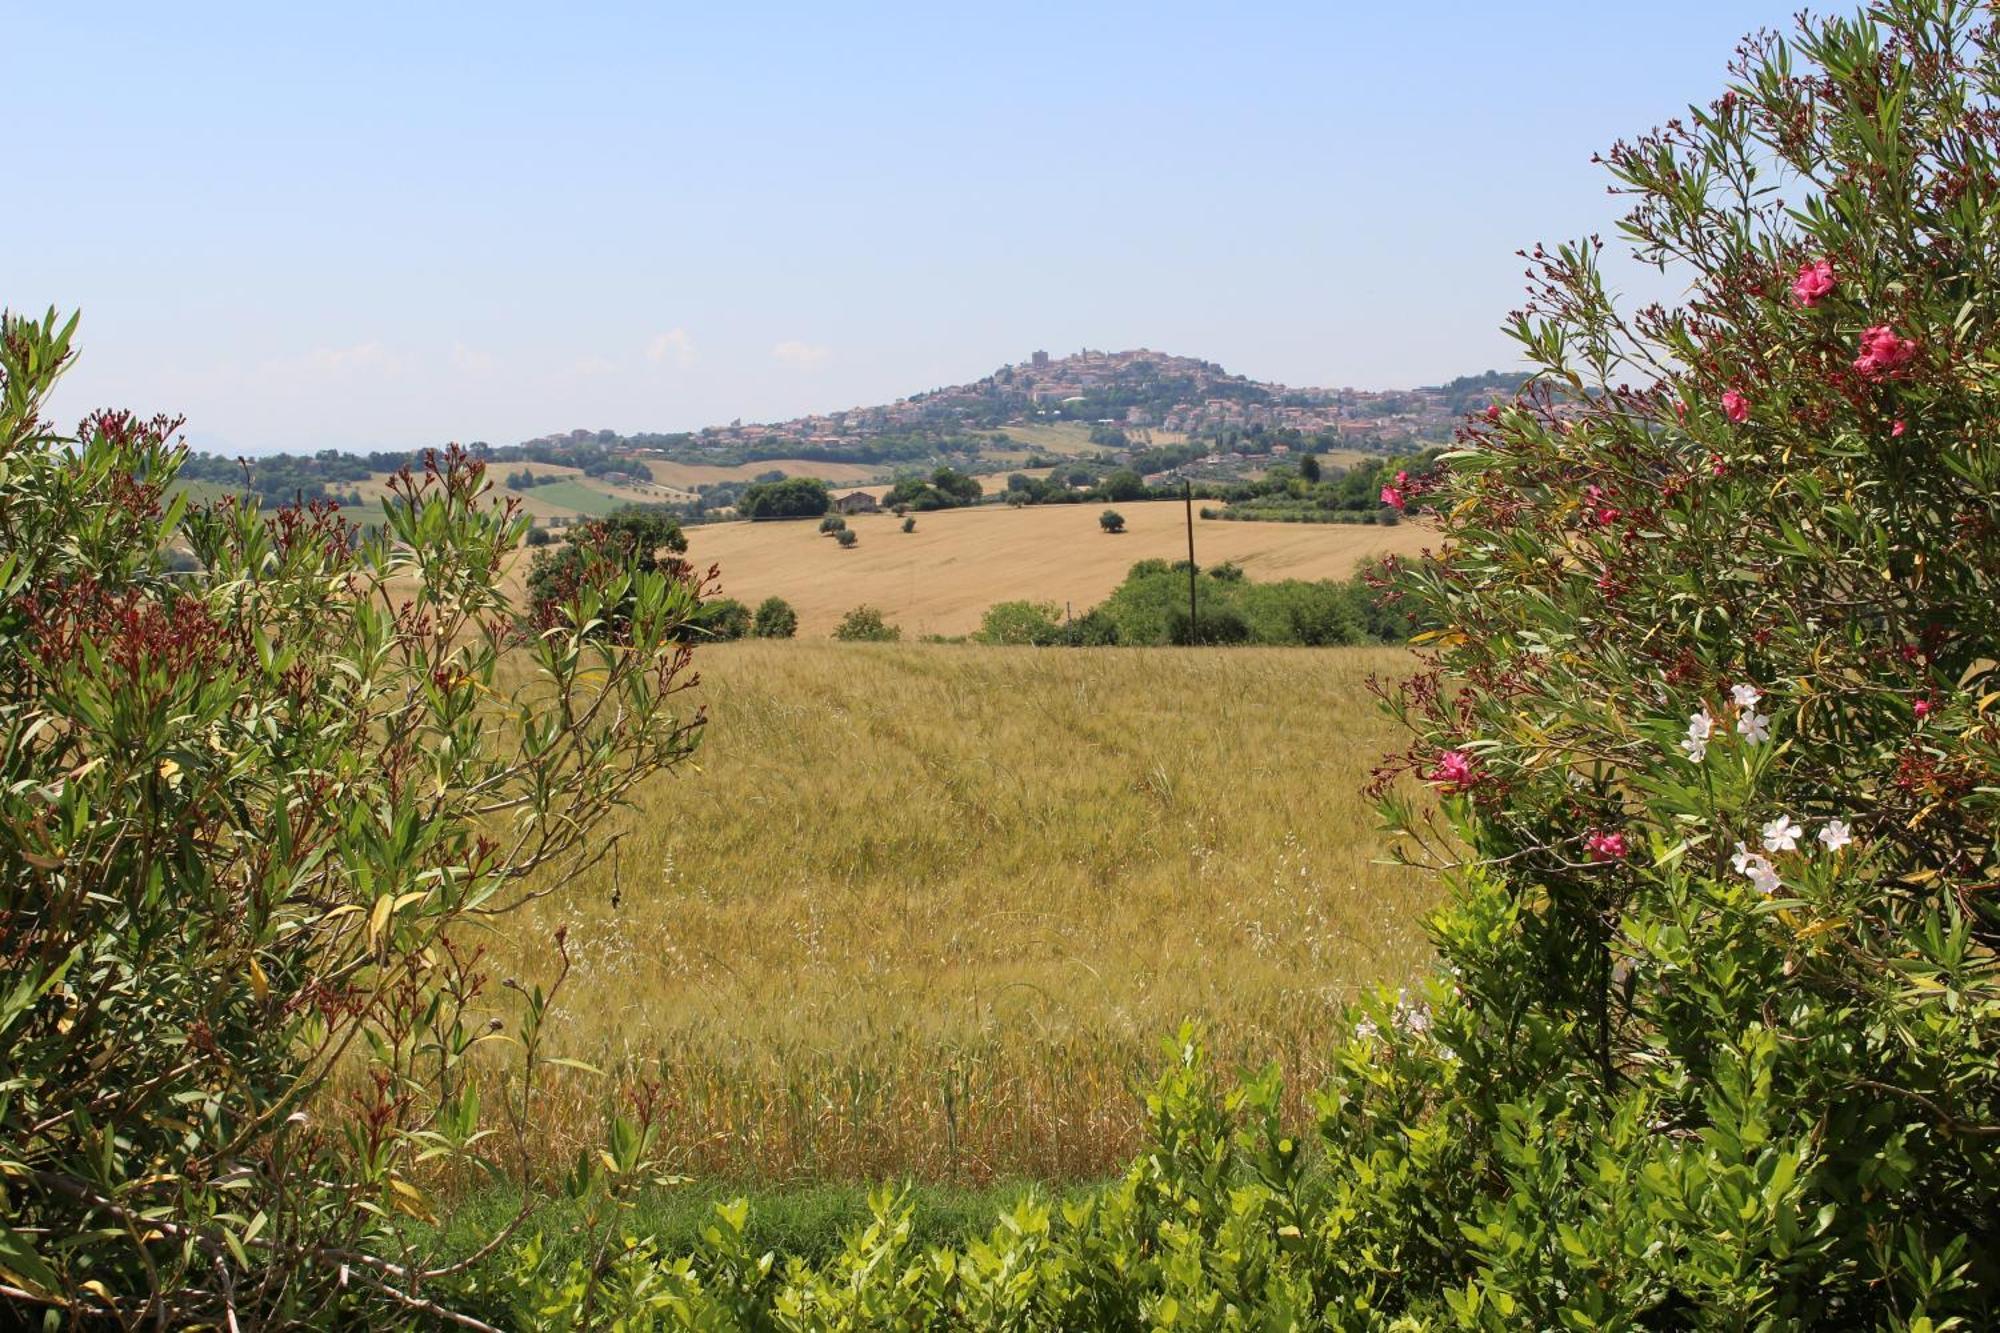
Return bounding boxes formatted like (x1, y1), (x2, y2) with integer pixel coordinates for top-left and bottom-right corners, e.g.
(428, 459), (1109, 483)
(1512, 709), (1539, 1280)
(513, 478), (627, 517)
(169, 478), (256, 508)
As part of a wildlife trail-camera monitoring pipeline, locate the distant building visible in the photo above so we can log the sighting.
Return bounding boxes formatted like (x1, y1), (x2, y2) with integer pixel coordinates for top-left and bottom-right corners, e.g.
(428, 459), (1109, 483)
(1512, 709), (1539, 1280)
(1030, 349), (1050, 368)
(833, 491), (881, 515)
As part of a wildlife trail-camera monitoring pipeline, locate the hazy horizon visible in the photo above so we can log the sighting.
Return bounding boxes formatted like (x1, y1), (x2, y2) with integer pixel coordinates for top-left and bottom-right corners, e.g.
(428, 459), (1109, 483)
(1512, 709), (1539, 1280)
(11, 1), (1801, 455)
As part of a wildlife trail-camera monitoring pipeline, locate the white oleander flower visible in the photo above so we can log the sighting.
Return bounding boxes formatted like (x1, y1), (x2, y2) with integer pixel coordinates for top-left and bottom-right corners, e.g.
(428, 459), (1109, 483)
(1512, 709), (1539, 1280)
(1761, 815), (1802, 853)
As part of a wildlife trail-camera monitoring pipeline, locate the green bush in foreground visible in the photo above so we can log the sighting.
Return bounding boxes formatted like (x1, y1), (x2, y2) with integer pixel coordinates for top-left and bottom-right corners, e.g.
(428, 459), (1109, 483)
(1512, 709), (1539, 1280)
(482, 4), (1998, 1326)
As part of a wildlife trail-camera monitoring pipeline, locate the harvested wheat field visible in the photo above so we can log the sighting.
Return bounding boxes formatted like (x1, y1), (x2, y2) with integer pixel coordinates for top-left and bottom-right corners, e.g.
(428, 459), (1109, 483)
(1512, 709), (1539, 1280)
(683, 502), (1432, 637)
(492, 640), (1435, 1185)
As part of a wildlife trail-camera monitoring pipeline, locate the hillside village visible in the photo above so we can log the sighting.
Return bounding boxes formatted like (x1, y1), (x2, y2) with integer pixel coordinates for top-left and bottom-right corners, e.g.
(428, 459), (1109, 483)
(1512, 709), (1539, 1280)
(522, 349), (1522, 462)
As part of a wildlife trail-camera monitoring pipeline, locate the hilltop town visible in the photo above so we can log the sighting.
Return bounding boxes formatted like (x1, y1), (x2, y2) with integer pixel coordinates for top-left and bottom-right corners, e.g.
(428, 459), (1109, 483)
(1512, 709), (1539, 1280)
(522, 349), (1521, 464)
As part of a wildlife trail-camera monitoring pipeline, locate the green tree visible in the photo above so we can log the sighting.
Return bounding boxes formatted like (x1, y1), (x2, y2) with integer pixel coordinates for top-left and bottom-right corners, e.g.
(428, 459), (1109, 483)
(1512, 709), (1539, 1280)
(1098, 469), (1146, 502)
(832, 605), (900, 641)
(835, 527), (858, 548)
(741, 476), (831, 519)
(1098, 509), (1126, 533)
(1298, 452), (1322, 483)
(751, 595), (798, 638)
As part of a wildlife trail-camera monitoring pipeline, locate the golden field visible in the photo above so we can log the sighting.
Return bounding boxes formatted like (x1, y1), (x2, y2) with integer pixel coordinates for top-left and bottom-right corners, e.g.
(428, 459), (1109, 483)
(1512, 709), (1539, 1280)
(680, 502), (1432, 638)
(492, 640), (1435, 1185)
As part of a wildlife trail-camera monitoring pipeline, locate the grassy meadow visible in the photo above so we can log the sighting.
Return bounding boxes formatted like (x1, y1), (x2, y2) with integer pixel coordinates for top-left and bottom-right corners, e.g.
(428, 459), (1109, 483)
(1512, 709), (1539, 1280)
(488, 640), (1434, 1186)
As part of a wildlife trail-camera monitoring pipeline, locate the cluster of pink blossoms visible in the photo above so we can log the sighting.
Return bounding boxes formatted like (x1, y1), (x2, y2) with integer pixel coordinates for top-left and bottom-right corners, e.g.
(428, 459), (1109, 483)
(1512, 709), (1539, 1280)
(1585, 830), (1629, 863)
(1427, 748), (1476, 793)
(1792, 258), (1836, 306)
(1713, 258), (1919, 422)
(1853, 324), (1918, 380)
(1380, 469), (1411, 511)
(1583, 484), (1619, 526)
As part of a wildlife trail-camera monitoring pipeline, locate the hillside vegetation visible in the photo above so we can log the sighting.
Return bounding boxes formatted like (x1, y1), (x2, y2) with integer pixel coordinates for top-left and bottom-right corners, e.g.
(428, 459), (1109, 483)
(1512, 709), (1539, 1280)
(495, 641), (1432, 1182)
(673, 500), (1430, 637)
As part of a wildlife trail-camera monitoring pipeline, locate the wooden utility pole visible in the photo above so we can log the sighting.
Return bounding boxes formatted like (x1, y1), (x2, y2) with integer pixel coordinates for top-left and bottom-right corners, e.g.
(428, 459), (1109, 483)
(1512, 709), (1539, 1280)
(1183, 479), (1198, 643)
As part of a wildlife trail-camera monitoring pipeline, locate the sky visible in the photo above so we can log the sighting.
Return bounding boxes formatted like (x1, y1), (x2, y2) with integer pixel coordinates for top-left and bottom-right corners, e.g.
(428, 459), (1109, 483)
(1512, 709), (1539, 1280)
(6, 1), (1804, 455)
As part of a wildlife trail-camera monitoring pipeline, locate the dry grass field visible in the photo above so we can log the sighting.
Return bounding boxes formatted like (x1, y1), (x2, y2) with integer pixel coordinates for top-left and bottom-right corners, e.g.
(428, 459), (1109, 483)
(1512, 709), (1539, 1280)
(490, 641), (1435, 1185)
(680, 502), (1432, 637)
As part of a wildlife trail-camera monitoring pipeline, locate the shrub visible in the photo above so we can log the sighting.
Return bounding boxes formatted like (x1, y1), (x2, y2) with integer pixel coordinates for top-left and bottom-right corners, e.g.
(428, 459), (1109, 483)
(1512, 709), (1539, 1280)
(691, 595), (751, 640)
(818, 513), (847, 535)
(0, 311), (705, 1325)
(525, 524), (552, 546)
(1165, 601), (1250, 646)
(834, 527), (858, 548)
(832, 605), (900, 641)
(975, 600), (1063, 646)
(901, 516), (916, 533)
(751, 595), (799, 639)
(1097, 509), (1125, 533)
(1355, 3), (2000, 1317)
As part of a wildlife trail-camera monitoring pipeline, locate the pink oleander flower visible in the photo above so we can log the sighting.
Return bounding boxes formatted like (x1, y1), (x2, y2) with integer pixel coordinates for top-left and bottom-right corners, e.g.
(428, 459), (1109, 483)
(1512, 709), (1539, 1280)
(1792, 258), (1836, 307)
(1428, 749), (1476, 792)
(1891, 418), (1906, 437)
(1722, 389), (1751, 423)
(1484, 404), (1502, 423)
(1914, 697), (1932, 719)
(1853, 324), (1918, 380)
(1380, 485), (1404, 510)
(1583, 484), (1619, 525)
(1585, 830), (1630, 863)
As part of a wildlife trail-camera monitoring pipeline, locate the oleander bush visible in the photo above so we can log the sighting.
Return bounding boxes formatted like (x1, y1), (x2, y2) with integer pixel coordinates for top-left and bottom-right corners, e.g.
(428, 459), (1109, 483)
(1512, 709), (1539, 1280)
(482, 3), (1998, 1326)
(0, 311), (706, 1326)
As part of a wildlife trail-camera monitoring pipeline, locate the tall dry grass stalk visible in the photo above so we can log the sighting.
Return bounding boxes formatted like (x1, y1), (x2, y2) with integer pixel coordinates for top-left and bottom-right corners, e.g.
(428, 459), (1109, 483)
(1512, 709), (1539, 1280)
(483, 641), (1433, 1184)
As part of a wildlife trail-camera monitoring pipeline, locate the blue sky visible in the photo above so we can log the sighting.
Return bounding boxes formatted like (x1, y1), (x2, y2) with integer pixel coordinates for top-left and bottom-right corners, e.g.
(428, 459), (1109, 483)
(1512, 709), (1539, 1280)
(8, 2), (1801, 453)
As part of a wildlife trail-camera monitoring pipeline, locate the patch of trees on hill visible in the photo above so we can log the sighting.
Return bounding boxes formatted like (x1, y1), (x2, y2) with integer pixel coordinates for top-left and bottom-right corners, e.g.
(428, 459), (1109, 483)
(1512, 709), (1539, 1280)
(739, 476), (832, 519)
(883, 466), (982, 511)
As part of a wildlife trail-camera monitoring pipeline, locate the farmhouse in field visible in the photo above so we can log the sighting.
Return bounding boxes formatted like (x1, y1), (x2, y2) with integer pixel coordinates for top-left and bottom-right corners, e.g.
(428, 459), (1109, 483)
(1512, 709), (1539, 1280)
(833, 490), (881, 515)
